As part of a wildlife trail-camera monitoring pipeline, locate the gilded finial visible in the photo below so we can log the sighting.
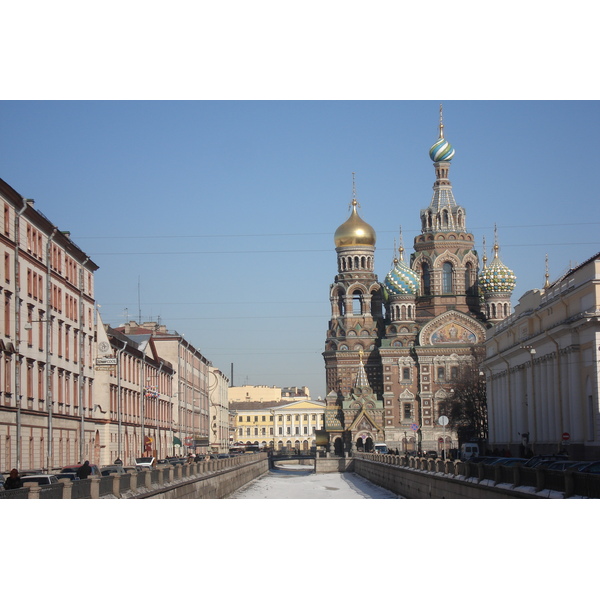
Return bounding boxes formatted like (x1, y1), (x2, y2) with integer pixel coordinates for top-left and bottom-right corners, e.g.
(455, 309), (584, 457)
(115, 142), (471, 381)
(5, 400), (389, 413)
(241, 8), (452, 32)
(439, 103), (444, 139)
(544, 254), (550, 289)
(349, 172), (360, 210)
(482, 235), (488, 267)
(398, 226), (405, 262)
(493, 223), (500, 258)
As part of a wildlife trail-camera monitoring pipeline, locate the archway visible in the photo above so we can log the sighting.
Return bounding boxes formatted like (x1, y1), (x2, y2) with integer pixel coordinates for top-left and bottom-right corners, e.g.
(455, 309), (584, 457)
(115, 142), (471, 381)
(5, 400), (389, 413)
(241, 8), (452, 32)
(334, 437), (344, 456)
(364, 437), (374, 453)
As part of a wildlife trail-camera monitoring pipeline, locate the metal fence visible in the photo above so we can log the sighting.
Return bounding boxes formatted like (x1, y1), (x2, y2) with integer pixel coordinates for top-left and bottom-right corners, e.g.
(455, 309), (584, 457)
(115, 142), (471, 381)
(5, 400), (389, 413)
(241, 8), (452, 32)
(0, 453), (261, 500)
(360, 452), (600, 498)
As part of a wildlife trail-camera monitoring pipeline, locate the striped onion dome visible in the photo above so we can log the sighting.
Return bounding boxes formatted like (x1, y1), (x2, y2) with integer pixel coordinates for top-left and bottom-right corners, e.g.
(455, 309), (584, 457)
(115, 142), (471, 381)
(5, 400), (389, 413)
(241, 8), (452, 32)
(429, 136), (455, 162)
(479, 244), (516, 294)
(383, 256), (420, 297)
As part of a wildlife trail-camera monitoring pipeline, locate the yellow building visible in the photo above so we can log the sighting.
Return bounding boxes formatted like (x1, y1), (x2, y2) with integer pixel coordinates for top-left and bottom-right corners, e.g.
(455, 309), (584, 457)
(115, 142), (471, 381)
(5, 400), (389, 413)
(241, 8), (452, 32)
(231, 398), (325, 452)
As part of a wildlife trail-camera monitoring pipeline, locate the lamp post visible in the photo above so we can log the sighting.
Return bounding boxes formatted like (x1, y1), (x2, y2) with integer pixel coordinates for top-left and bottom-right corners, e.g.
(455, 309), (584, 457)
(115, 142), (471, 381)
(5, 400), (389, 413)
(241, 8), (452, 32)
(521, 345), (537, 451)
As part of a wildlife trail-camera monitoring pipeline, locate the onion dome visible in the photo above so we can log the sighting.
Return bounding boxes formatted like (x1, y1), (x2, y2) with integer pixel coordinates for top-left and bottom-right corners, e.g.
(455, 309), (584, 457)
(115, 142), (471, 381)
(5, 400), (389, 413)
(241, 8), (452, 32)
(479, 242), (516, 295)
(429, 137), (455, 162)
(429, 103), (455, 162)
(383, 257), (420, 297)
(334, 199), (376, 248)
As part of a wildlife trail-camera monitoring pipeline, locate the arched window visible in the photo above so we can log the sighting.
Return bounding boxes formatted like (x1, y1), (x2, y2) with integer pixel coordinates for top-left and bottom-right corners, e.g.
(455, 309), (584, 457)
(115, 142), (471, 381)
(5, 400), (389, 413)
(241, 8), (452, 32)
(465, 263), (474, 295)
(421, 264), (431, 295)
(352, 290), (363, 315)
(442, 262), (453, 294)
(337, 293), (345, 316)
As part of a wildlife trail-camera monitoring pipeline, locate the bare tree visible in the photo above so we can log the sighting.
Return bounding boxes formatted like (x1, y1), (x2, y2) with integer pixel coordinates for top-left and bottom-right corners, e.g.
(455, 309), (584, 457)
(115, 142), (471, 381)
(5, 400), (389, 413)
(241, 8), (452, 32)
(445, 364), (487, 445)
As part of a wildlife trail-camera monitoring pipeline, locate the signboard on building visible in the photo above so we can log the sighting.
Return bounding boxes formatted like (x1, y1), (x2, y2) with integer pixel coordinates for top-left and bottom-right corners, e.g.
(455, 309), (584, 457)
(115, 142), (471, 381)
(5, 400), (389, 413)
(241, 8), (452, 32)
(96, 356), (117, 366)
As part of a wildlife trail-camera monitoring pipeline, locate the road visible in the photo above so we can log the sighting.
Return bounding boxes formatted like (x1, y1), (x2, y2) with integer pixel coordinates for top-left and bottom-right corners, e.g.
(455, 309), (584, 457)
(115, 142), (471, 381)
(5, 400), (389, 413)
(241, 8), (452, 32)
(227, 464), (402, 499)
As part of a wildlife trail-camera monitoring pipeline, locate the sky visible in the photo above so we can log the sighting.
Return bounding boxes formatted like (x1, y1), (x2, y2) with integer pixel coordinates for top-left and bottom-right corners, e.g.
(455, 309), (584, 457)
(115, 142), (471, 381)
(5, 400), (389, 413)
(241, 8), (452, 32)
(1, 100), (599, 399)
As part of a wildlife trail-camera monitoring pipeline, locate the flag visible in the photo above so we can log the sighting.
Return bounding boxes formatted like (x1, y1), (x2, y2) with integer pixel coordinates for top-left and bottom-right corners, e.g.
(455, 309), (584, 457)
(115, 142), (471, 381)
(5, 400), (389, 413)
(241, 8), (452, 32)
(173, 436), (182, 446)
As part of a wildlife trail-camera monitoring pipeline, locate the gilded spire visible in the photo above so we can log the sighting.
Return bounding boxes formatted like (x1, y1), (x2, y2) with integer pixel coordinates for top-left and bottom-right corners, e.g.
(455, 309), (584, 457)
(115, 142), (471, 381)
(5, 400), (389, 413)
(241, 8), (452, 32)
(398, 226), (405, 263)
(544, 254), (550, 289)
(482, 236), (488, 268)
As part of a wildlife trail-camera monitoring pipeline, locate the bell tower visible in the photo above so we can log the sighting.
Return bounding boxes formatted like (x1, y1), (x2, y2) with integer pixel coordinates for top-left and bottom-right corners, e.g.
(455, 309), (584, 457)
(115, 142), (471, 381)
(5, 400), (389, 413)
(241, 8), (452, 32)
(411, 105), (482, 321)
(323, 175), (384, 422)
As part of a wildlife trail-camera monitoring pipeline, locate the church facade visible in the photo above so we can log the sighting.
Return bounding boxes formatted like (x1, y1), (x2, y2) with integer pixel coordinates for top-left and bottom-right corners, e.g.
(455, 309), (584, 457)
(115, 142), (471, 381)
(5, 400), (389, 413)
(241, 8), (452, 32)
(322, 110), (516, 455)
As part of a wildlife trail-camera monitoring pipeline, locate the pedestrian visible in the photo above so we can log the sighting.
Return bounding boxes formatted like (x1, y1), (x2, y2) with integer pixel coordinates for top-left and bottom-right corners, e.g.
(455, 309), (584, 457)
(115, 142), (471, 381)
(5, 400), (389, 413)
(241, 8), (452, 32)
(76, 460), (92, 479)
(114, 457), (123, 465)
(3, 468), (23, 490)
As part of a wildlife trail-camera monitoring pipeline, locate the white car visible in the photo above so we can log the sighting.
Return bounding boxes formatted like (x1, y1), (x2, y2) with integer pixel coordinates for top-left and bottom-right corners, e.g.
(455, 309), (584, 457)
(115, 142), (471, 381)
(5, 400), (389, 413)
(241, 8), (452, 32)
(21, 474), (60, 486)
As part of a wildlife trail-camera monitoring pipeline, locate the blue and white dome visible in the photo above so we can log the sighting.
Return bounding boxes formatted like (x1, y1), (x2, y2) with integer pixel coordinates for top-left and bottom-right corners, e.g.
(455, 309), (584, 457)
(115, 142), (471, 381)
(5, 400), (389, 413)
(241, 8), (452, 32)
(429, 136), (455, 162)
(383, 257), (420, 297)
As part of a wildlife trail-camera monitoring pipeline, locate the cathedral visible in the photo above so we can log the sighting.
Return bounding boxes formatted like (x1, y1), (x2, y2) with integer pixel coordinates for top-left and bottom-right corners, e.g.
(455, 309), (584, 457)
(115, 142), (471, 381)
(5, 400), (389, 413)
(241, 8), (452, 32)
(322, 109), (517, 455)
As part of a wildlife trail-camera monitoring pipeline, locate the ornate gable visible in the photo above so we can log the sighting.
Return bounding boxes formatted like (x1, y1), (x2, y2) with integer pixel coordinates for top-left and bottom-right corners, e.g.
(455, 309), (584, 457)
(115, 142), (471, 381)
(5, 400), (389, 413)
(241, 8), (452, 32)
(419, 310), (486, 346)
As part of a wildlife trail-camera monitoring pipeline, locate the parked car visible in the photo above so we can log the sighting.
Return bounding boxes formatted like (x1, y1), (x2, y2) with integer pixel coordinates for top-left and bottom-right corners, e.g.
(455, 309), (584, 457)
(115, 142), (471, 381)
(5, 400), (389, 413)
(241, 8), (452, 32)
(544, 460), (590, 471)
(0, 473), (5, 487)
(55, 472), (80, 481)
(574, 461), (600, 474)
(100, 465), (126, 476)
(489, 457), (529, 467)
(135, 457), (155, 470)
(466, 456), (500, 465)
(425, 450), (438, 459)
(19, 469), (45, 476)
(524, 455), (568, 468)
(61, 464), (102, 477)
(21, 474), (60, 486)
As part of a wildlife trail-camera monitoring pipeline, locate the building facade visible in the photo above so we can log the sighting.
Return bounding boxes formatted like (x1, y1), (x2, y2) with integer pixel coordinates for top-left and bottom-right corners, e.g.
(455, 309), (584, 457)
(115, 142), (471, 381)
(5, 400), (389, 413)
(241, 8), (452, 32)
(228, 384), (311, 404)
(323, 111), (513, 455)
(231, 398), (325, 451)
(208, 366), (231, 452)
(483, 252), (600, 460)
(93, 321), (175, 466)
(0, 178), (99, 473)
(117, 321), (211, 456)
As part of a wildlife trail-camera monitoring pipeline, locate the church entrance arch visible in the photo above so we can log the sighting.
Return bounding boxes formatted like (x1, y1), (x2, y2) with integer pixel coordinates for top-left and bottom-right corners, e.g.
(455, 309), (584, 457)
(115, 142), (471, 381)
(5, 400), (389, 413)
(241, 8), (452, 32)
(333, 437), (344, 456)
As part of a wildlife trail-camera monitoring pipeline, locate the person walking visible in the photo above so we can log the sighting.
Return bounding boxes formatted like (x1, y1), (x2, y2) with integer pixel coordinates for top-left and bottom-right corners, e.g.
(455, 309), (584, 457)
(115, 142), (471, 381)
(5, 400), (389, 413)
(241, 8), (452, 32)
(3, 469), (23, 490)
(76, 460), (92, 479)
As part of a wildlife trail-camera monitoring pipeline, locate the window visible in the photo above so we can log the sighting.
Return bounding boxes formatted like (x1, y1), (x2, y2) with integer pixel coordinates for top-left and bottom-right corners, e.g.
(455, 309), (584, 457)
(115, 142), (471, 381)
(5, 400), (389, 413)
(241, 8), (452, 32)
(402, 367), (410, 380)
(403, 403), (412, 420)
(352, 290), (363, 315)
(437, 367), (445, 381)
(450, 366), (459, 380)
(421, 264), (431, 295)
(442, 262), (453, 294)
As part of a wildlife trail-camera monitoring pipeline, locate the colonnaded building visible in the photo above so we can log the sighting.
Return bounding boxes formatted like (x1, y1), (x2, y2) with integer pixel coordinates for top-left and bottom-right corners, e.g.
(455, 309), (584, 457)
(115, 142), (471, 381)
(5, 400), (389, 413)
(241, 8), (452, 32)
(322, 109), (517, 455)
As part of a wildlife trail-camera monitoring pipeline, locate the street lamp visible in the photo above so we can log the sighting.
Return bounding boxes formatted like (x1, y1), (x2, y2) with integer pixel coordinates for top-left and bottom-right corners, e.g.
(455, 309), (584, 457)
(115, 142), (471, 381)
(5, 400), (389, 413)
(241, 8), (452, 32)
(520, 345), (537, 451)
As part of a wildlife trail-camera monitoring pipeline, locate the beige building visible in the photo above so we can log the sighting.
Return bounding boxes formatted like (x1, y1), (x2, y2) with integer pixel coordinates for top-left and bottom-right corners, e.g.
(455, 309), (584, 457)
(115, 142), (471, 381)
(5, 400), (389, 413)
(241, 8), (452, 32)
(209, 366), (231, 452)
(0, 177), (99, 473)
(228, 384), (310, 404)
(116, 321), (211, 456)
(93, 320), (175, 465)
(483, 252), (600, 459)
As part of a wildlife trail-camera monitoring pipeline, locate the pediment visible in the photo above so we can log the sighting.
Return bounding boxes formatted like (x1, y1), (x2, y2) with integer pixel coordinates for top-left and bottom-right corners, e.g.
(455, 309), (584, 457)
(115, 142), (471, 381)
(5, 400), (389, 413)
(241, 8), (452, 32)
(419, 310), (486, 346)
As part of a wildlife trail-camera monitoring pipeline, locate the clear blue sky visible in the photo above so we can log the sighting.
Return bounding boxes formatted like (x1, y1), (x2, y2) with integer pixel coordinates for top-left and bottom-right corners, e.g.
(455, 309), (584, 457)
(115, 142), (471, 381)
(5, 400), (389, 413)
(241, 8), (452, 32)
(1, 100), (598, 399)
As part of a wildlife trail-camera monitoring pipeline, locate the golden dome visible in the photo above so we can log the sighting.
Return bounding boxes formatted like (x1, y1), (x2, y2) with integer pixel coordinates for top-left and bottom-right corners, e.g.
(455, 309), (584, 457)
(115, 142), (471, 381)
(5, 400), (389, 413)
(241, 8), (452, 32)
(334, 200), (377, 248)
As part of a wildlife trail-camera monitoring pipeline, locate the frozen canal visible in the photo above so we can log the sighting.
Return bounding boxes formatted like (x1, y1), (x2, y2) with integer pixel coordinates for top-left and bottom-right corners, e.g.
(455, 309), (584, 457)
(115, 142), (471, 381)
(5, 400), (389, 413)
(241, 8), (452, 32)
(228, 465), (402, 499)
